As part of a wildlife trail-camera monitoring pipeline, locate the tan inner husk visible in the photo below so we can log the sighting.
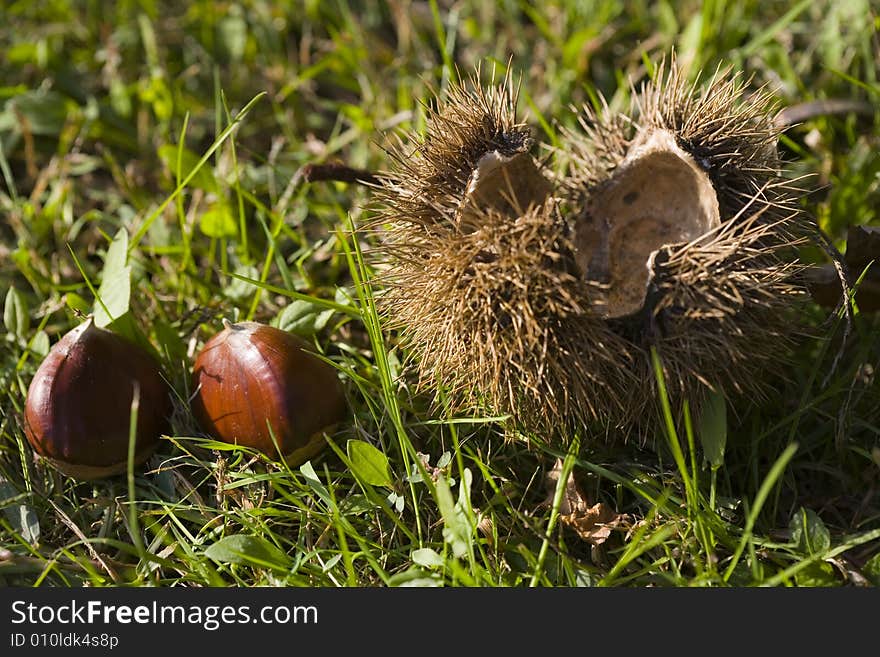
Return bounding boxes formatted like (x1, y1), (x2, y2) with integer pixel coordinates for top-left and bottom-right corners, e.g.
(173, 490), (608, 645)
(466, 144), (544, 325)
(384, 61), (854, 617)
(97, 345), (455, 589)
(456, 150), (552, 228)
(573, 129), (721, 318)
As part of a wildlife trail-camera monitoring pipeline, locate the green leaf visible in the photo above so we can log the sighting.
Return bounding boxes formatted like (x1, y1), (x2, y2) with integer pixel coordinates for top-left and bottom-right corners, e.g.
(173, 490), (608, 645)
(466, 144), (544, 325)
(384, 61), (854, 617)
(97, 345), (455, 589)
(94, 230), (132, 327)
(322, 553), (342, 573)
(863, 552), (880, 586)
(677, 13), (703, 69)
(93, 266), (131, 327)
(106, 312), (158, 361)
(698, 390), (727, 469)
(0, 476), (39, 544)
(217, 14), (248, 63)
(299, 461), (331, 506)
(436, 451), (452, 469)
(204, 535), (292, 571)
(153, 319), (187, 363)
(274, 299), (335, 337)
(794, 561), (840, 587)
(457, 467), (473, 510)
(157, 144), (218, 192)
(387, 490), (405, 513)
(435, 475), (470, 559)
(223, 264), (259, 302)
(65, 292), (91, 315)
(199, 201), (237, 239)
(789, 507), (831, 555)
(388, 568), (443, 587)
(347, 439), (392, 488)
(104, 228), (128, 276)
(29, 330), (49, 358)
(5, 91), (71, 136)
(575, 570), (597, 587)
(3, 286), (28, 338)
(338, 494), (379, 516)
(411, 547), (444, 568)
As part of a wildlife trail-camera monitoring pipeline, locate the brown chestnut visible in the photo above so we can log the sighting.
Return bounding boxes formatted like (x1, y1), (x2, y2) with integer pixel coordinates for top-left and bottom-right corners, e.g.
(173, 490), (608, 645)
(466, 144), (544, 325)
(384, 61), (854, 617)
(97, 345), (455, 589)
(24, 318), (172, 480)
(190, 320), (346, 465)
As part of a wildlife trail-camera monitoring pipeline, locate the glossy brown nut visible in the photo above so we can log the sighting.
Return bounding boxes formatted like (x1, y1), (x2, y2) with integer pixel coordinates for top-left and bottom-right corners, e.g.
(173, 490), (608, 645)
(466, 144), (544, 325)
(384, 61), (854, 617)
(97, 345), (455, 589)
(24, 319), (172, 480)
(190, 320), (346, 465)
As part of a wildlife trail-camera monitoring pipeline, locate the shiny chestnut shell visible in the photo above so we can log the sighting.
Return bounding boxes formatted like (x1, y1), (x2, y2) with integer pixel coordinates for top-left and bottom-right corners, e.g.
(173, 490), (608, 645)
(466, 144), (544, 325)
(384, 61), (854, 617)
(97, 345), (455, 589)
(190, 321), (346, 465)
(24, 319), (172, 480)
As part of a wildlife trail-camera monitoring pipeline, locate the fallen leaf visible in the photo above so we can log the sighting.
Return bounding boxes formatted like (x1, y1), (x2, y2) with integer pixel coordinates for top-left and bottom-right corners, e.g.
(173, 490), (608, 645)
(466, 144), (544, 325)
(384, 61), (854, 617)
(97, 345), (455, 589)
(545, 458), (629, 547)
(807, 225), (880, 312)
(561, 501), (629, 546)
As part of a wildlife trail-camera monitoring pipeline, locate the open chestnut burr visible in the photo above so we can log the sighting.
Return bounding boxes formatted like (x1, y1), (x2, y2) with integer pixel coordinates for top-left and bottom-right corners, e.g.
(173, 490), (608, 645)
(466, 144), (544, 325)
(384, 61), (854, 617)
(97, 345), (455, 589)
(190, 320), (347, 466)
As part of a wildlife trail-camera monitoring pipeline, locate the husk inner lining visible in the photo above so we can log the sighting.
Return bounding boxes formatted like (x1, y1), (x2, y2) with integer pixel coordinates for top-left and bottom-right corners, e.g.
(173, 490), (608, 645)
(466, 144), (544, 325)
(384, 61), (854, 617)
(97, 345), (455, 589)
(456, 150), (551, 229)
(575, 129), (721, 318)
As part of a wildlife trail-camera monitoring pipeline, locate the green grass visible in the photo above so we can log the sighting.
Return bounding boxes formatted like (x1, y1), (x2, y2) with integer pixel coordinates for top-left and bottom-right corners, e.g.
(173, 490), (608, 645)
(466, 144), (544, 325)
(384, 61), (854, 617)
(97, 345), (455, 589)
(1, 0), (879, 588)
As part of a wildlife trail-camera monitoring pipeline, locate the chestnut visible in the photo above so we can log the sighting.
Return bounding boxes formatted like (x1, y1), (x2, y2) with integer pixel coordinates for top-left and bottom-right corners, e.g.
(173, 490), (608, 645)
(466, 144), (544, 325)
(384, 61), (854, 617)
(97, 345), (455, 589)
(24, 318), (172, 480)
(190, 320), (346, 465)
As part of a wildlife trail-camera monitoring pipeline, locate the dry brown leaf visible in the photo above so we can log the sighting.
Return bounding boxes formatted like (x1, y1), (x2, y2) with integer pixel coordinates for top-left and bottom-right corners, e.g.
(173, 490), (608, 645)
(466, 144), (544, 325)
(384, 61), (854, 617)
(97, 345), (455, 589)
(807, 225), (880, 312)
(545, 458), (629, 546)
(561, 501), (629, 546)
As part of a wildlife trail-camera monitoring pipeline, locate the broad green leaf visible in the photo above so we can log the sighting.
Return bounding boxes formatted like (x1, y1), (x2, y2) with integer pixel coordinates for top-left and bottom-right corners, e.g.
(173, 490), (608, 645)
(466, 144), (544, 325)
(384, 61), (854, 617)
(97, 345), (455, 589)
(0, 476), (39, 544)
(93, 266), (131, 327)
(106, 312), (158, 361)
(789, 507), (831, 555)
(457, 467), (473, 510)
(157, 143), (218, 192)
(334, 286), (354, 307)
(299, 461), (331, 505)
(387, 490), (405, 513)
(322, 553), (342, 573)
(218, 14), (248, 63)
(109, 77), (132, 118)
(575, 570), (597, 587)
(138, 74), (173, 122)
(29, 330), (49, 358)
(347, 439), (392, 488)
(199, 201), (237, 239)
(863, 552), (880, 586)
(224, 264), (259, 302)
(6, 91), (71, 136)
(396, 577), (443, 587)
(698, 390), (727, 469)
(153, 319), (187, 363)
(94, 230), (132, 327)
(104, 228), (128, 276)
(388, 568), (443, 587)
(204, 535), (292, 571)
(677, 14), (703, 70)
(436, 451), (452, 469)
(339, 494), (379, 516)
(794, 561), (839, 587)
(65, 292), (91, 315)
(411, 548), (444, 568)
(435, 475), (469, 558)
(3, 286), (28, 338)
(274, 299), (335, 337)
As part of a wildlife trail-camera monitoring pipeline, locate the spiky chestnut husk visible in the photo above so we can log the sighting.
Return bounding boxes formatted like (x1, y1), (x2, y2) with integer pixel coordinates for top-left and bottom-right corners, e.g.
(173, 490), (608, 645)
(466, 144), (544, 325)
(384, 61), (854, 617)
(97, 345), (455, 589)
(557, 60), (813, 418)
(373, 62), (815, 438)
(375, 70), (550, 232)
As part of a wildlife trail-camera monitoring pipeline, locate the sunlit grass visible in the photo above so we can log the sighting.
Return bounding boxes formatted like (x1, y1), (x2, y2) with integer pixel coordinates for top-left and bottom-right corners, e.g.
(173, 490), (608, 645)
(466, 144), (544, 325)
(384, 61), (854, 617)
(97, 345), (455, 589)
(0, 0), (878, 588)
